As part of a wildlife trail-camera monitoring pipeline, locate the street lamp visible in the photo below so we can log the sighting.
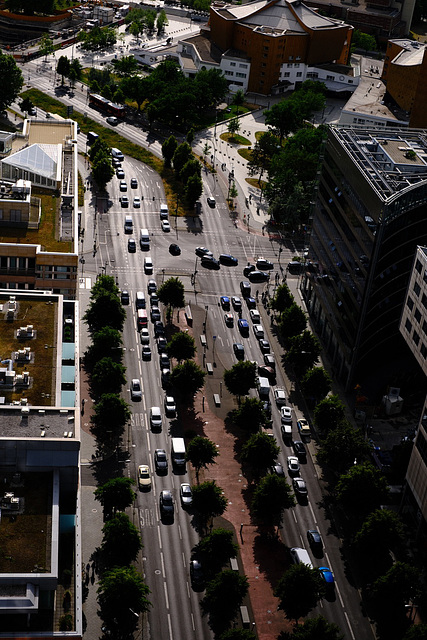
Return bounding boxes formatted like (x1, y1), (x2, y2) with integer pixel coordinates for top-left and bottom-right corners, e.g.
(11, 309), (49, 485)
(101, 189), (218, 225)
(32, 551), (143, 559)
(204, 305), (208, 332)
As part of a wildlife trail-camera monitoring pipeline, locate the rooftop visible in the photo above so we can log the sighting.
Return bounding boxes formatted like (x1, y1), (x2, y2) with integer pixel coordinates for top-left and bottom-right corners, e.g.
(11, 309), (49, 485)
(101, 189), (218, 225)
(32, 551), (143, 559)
(0, 407), (76, 439)
(388, 39), (427, 66)
(330, 125), (427, 202)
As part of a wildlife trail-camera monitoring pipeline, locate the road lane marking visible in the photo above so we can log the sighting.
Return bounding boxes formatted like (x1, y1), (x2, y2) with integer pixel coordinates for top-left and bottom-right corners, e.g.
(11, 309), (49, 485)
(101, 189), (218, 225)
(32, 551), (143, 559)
(157, 525), (162, 549)
(344, 611), (356, 640)
(164, 582), (170, 610)
(191, 612), (195, 631)
(167, 613), (173, 639)
(160, 551), (166, 578)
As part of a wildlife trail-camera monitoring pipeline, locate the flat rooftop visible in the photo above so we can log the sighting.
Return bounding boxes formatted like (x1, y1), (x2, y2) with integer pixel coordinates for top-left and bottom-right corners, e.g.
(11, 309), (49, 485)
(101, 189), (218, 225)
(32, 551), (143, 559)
(0, 407), (76, 439)
(330, 125), (427, 201)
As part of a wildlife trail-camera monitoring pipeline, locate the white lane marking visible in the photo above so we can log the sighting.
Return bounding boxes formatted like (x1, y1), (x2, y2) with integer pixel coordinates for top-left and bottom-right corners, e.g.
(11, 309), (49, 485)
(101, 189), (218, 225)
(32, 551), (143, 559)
(164, 582), (170, 610)
(335, 581), (345, 608)
(344, 611), (356, 640)
(157, 525), (162, 550)
(182, 552), (186, 568)
(308, 501), (317, 522)
(186, 581), (190, 599)
(160, 551), (166, 578)
(178, 524), (182, 540)
(292, 510), (298, 523)
(191, 613), (195, 631)
(167, 612), (173, 639)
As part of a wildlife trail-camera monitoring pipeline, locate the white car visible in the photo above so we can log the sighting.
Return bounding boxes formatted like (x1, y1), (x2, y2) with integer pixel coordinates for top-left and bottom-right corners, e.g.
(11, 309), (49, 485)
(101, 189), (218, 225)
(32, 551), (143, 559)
(149, 406), (162, 430)
(287, 456), (300, 476)
(297, 418), (311, 436)
(274, 388), (287, 406)
(140, 328), (150, 344)
(281, 406), (293, 424)
(130, 378), (142, 401)
(180, 483), (193, 507)
(253, 324), (264, 339)
(249, 309), (260, 323)
(161, 220), (171, 232)
(164, 395), (176, 416)
(138, 464), (151, 490)
(133, 197), (141, 208)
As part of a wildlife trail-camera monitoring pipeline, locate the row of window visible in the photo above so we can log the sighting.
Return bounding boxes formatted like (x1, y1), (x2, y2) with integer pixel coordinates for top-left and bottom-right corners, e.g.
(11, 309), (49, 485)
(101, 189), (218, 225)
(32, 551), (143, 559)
(403, 318), (427, 357)
(282, 72), (302, 78)
(228, 62), (248, 69)
(0, 257), (35, 270)
(0, 209), (23, 221)
(224, 71), (247, 78)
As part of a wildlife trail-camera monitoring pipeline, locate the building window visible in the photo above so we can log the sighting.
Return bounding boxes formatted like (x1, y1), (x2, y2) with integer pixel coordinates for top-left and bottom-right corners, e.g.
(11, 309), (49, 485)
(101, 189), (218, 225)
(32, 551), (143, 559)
(239, 63), (247, 68)
(230, 62), (236, 67)
(263, 46), (269, 52)
(327, 75), (334, 81)
(405, 318), (412, 332)
(261, 62), (267, 67)
(422, 293), (427, 308)
(415, 308), (422, 323)
(414, 281), (421, 297)
(289, 56), (293, 60)
(422, 343), (427, 359)
(413, 330), (420, 346)
(262, 54), (268, 59)
(224, 71), (233, 76)
(294, 63), (300, 68)
(287, 63), (293, 68)
(296, 56), (301, 60)
(296, 72), (302, 77)
(10, 209), (22, 221)
(260, 72), (265, 76)
(283, 72), (290, 77)
(236, 72), (246, 78)
(423, 320), (427, 335)
(415, 259), (422, 274)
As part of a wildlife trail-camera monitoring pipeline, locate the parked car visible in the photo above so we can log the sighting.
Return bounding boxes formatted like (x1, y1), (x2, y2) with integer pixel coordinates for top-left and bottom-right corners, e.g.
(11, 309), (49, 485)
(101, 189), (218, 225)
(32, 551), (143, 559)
(147, 279), (157, 293)
(159, 353), (170, 371)
(274, 388), (287, 406)
(157, 336), (167, 352)
(231, 296), (242, 311)
(164, 395), (176, 416)
(120, 196), (129, 207)
(159, 489), (174, 519)
(150, 293), (159, 306)
(240, 281), (251, 297)
(297, 418), (311, 436)
(207, 196), (216, 207)
(243, 264), (256, 278)
(116, 168), (125, 179)
(249, 309), (260, 323)
(253, 324), (264, 339)
(154, 449), (168, 473)
(287, 456), (300, 476)
(293, 477), (308, 498)
(130, 378), (142, 401)
(138, 464), (151, 490)
(307, 529), (323, 552)
(264, 354), (275, 369)
(270, 462), (285, 477)
(150, 306), (161, 322)
(119, 180), (127, 192)
(140, 328), (149, 344)
(161, 368), (170, 387)
(258, 365), (276, 383)
(246, 296), (257, 309)
(259, 339), (271, 353)
(238, 318), (249, 336)
(180, 483), (193, 507)
(292, 440), (307, 459)
(319, 567), (335, 588)
(281, 406), (293, 424)
(154, 321), (165, 337)
(190, 559), (204, 590)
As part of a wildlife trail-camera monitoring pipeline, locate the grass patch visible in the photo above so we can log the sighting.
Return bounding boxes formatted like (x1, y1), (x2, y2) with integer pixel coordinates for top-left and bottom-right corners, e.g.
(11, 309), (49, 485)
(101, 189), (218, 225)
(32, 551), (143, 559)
(0, 471), (52, 573)
(238, 148), (252, 161)
(21, 89), (193, 217)
(0, 297), (57, 406)
(220, 132), (251, 145)
(246, 177), (267, 190)
(78, 172), (85, 207)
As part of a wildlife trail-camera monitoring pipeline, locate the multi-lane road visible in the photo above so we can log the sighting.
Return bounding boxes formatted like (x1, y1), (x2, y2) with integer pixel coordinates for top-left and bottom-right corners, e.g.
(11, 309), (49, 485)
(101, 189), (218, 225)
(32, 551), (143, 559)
(19, 61), (373, 639)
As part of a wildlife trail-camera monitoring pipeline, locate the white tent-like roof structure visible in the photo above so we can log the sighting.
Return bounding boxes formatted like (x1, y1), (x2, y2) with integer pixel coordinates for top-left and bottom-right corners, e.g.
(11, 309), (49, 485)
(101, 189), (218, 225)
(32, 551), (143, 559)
(1, 144), (62, 188)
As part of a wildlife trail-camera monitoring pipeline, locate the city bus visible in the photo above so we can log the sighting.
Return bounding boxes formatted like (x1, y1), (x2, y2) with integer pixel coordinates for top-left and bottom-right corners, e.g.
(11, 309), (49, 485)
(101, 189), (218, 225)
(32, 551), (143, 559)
(88, 93), (125, 118)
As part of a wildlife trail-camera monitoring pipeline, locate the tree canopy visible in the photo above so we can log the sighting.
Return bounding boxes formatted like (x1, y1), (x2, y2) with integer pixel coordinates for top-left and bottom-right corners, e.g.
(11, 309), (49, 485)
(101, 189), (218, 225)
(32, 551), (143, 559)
(353, 509), (406, 570)
(0, 53), (23, 112)
(300, 367), (332, 404)
(201, 570), (249, 634)
(157, 277), (185, 318)
(91, 357), (127, 398)
(167, 331), (196, 362)
(195, 528), (238, 579)
(274, 563), (324, 623)
(251, 473), (295, 527)
(94, 477), (136, 517)
(186, 436), (219, 482)
(224, 361), (257, 398)
(285, 330), (322, 375)
(241, 432), (280, 479)
(84, 326), (124, 371)
(317, 421), (370, 476)
(170, 360), (206, 401)
(336, 463), (389, 522)
(231, 397), (270, 433)
(313, 395), (346, 434)
(101, 512), (142, 566)
(192, 481), (227, 529)
(90, 393), (130, 451)
(97, 566), (151, 635)
(271, 283), (294, 313)
(286, 616), (345, 640)
(84, 290), (126, 335)
(278, 302), (307, 342)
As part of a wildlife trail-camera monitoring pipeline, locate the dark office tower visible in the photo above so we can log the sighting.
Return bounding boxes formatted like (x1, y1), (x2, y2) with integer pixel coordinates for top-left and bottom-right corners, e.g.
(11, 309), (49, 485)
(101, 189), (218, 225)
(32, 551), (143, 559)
(301, 126), (427, 393)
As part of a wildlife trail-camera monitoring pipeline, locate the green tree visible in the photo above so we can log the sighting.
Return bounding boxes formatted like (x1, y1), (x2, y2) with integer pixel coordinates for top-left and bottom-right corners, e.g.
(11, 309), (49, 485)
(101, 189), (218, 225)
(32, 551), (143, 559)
(300, 367), (332, 404)
(0, 53), (23, 112)
(89, 136), (111, 163)
(186, 128), (195, 146)
(353, 509), (406, 567)
(286, 330), (321, 375)
(269, 181), (311, 231)
(157, 276), (185, 320)
(84, 326), (124, 371)
(223, 361), (257, 398)
(286, 616), (344, 640)
(162, 135), (178, 168)
(241, 432), (280, 479)
(232, 89), (245, 114)
(180, 158), (201, 185)
(202, 142), (211, 164)
(201, 570), (249, 634)
(313, 395), (346, 434)
(69, 58), (82, 81)
(192, 480), (227, 530)
(173, 142), (192, 175)
(248, 131), (279, 186)
(317, 421), (370, 475)
(336, 463), (389, 522)
(186, 436), (219, 482)
(97, 566), (151, 636)
(102, 513), (142, 566)
(271, 283), (294, 312)
(57, 56), (70, 85)
(274, 563), (324, 624)
(156, 9), (168, 33)
(84, 290), (126, 335)
(91, 357), (126, 398)
(265, 99), (301, 143)
(120, 75), (146, 111)
(232, 397), (270, 433)
(90, 274), (119, 298)
(195, 528), (238, 578)
(90, 393), (130, 451)
(278, 302), (307, 342)
(20, 96), (34, 113)
(170, 360), (206, 401)
(185, 173), (203, 206)
(403, 624), (427, 640)
(251, 473), (295, 528)
(92, 154), (115, 191)
(68, 67), (77, 92)
(227, 116), (240, 139)
(94, 477), (136, 516)
(351, 29), (377, 53)
(39, 32), (54, 60)
(111, 55), (139, 77)
(167, 332), (196, 362)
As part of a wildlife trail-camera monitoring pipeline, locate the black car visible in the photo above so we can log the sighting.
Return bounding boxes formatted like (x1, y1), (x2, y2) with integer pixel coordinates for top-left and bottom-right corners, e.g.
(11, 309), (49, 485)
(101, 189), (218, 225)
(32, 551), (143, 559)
(219, 254), (238, 267)
(243, 264), (256, 278)
(307, 529), (323, 553)
(159, 490), (174, 519)
(141, 345), (151, 361)
(157, 337), (167, 353)
(201, 256), (220, 270)
(154, 321), (165, 337)
(256, 258), (274, 271)
(259, 339), (271, 354)
(231, 296), (242, 311)
(258, 365), (276, 383)
(246, 296), (257, 310)
(240, 281), (251, 298)
(154, 449), (168, 473)
(248, 270), (270, 284)
(292, 440), (307, 459)
(128, 238), (136, 253)
(130, 178), (138, 188)
(190, 559), (204, 590)
(120, 290), (130, 305)
(169, 243), (181, 256)
(233, 343), (245, 360)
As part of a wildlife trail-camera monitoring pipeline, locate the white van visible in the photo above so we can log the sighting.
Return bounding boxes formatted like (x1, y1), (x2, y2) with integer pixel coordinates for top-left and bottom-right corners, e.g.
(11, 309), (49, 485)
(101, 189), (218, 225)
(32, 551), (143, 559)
(160, 204), (169, 219)
(144, 256), (153, 274)
(139, 228), (150, 250)
(111, 147), (124, 161)
(290, 547), (313, 569)
(257, 376), (270, 399)
(135, 291), (146, 310)
(124, 216), (133, 234)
